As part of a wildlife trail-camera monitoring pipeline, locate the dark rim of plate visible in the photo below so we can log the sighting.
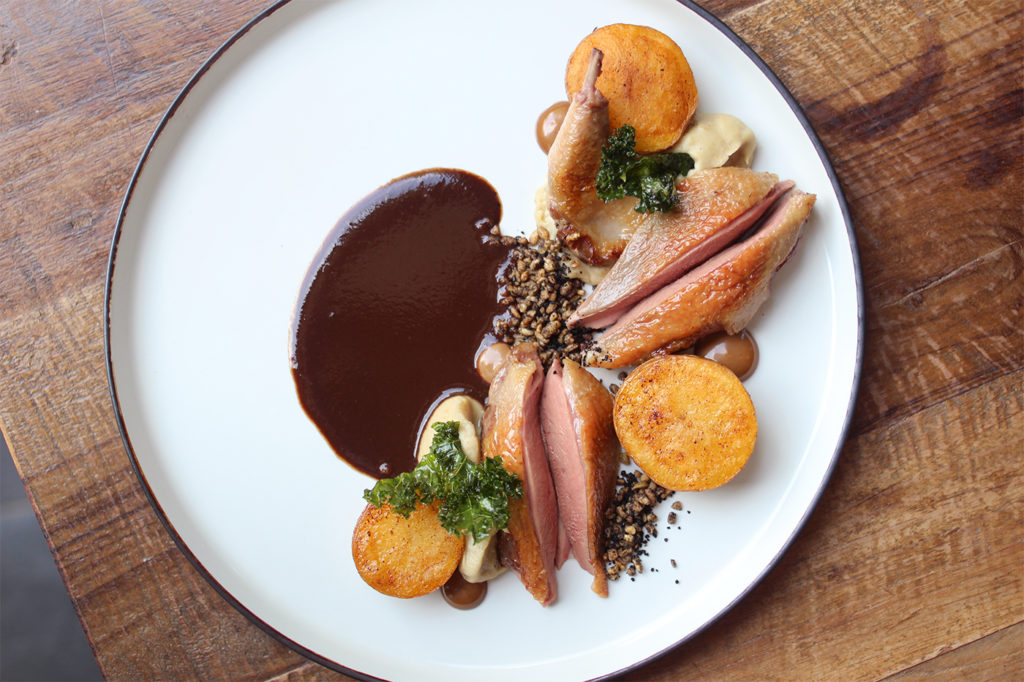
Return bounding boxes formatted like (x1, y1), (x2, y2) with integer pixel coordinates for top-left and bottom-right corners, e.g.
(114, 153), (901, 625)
(103, 1), (864, 680)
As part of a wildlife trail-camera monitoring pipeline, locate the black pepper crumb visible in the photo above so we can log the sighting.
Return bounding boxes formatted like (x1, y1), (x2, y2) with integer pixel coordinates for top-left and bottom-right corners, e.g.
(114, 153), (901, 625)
(602, 470), (674, 582)
(493, 238), (593, 367)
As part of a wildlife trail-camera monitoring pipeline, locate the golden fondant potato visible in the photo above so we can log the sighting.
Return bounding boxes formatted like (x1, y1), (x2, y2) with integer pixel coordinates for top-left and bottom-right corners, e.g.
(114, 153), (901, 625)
(613, 355), (756, 491)
(566, 24), (698, 153)
(352, 502), (462, 598)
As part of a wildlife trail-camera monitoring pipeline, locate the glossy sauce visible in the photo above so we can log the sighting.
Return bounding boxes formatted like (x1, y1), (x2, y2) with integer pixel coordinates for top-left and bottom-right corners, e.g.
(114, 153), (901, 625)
(291, 169), (511, 477)
(476, 341), (511, 383)
(694, 329), (759, 381)
(536, 101), (570, 153)
(441, 571), (487, 610)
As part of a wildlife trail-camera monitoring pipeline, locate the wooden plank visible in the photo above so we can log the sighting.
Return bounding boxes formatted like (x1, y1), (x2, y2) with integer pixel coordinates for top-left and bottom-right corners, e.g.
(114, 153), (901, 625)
(885, 622), (1024, 680)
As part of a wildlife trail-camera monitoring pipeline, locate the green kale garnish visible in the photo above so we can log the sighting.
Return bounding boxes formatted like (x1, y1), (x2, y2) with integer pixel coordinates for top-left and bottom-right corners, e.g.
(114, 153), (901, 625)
(363, 421), (522, 542)
(595, 125), (694, 213)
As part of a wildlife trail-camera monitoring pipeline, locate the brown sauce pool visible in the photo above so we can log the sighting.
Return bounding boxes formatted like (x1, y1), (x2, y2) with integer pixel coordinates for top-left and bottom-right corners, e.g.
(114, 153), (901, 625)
(291, 169), (511, 478)
(536, 101), (570, 153)
(694, 329), (759, 380)
(441, 572), (487, 610)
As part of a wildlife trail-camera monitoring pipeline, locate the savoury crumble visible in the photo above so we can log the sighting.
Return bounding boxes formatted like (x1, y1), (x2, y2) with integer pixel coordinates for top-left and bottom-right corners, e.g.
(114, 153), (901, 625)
(602, 470), (674, 581)
(492, 234), (593, 367)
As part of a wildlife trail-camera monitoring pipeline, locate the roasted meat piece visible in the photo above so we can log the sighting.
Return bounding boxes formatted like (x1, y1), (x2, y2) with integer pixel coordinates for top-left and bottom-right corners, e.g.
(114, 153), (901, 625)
(547, 49), (646, 265)
(482, 343), (560, 605)
(570, 169), (791, 329)
(586, 190), (816, 368)
(540, 358), (619, 597)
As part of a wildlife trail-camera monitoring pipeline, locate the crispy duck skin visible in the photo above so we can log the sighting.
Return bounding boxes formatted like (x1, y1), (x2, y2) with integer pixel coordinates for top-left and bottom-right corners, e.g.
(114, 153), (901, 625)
(482, 343), (559, 605)
(570, 170), (791, 330)
(586, 190), (816, 368)
(541, 358), (619, 597)
(547, 49), (645, 265)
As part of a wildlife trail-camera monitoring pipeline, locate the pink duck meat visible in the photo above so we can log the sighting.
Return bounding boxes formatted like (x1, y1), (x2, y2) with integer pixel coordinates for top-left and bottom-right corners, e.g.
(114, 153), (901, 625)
(541, 358), (619, 597)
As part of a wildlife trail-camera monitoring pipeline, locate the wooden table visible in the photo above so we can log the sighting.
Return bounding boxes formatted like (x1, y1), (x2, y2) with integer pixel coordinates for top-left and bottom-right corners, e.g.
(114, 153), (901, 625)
(2, 0), (1021, 679)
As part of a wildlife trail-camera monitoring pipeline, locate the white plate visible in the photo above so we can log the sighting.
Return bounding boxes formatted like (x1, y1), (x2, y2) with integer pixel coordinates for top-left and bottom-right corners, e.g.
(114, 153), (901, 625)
(105, 1), (862, 679)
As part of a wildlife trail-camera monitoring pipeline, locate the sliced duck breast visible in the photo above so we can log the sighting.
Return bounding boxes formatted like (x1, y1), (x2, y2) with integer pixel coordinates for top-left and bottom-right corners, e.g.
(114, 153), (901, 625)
(586, 190), (816, 368)
(541, 358), (619, 597)
(482, 343), (559, 605)
(570, 169), (789, 330)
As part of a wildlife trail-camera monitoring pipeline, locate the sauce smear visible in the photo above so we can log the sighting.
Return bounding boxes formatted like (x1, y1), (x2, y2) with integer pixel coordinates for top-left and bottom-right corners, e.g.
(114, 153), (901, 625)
(292, 169), (510, 477)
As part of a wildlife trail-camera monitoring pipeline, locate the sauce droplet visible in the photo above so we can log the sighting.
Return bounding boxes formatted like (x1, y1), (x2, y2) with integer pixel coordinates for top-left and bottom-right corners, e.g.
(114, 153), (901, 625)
(441, 572), (487, 610)
(476, 341), (511, 383)
(694, 329), (759, 380)
(536, 101), (570, 154)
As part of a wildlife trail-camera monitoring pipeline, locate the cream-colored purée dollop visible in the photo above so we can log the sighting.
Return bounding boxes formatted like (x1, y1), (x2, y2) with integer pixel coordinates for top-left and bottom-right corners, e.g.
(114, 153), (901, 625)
(670, 113), (757, 171)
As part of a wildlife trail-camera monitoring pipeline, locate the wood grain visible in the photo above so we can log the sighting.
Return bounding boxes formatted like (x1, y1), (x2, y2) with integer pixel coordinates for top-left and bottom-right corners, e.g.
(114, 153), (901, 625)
(888, 623), (1024, 680)
(1, 0), (1020, 679)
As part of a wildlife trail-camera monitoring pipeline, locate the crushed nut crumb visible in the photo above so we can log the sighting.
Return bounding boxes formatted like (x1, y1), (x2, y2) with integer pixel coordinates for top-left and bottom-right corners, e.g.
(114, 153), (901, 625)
(493, 238), (593, 367)
(602, 470), (674, 582)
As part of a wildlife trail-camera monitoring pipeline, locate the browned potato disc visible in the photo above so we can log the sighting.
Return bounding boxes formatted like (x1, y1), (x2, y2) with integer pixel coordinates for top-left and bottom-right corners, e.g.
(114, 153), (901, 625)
(566, 24), (698, 153)
(351, 502), (462, 598)
(613, 355), (756, 491)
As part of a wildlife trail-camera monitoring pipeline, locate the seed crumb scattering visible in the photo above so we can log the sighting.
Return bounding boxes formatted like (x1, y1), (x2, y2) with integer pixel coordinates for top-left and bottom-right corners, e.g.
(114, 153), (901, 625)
(492, 236), (593, 368)
(602, 470), (675, 582)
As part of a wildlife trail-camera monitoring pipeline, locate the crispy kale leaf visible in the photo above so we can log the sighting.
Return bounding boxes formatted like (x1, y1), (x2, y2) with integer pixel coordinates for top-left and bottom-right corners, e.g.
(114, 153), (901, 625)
(363, 421), (522, 542)
(595, 125), (694, 213)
